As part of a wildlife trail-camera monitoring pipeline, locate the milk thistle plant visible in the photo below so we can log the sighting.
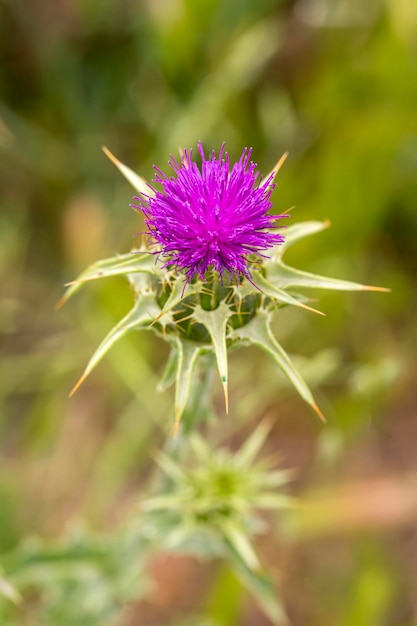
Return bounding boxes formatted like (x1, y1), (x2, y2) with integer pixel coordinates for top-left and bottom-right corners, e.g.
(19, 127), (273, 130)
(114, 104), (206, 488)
(62, 143), (383, 428)
(54, 143), (386, 623)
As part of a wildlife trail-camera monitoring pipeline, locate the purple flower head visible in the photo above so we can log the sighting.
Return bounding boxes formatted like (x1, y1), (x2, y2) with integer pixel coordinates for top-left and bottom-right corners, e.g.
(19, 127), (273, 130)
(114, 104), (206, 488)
(132, 143), (287, 284)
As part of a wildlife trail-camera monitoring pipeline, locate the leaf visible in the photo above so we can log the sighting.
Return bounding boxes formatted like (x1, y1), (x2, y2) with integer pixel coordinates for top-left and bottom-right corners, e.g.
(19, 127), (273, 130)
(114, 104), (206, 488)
(0, 575), (20, 605)
(193, 301), (232, 413)
(188, 434), (212, 463)
(253, 493), (294, 510)
(266, 262), (388, 293)
(266, 220), (389, 293)
(219, 521), (260, 571)
(232, 310), (325, 421)
(140, 494), (186, 514)
(271, 220), (330, 260)
(102, 146), (151, 196)
(251, 271), (324, 315)
(174, 338), (205, 430)
(156, 346), (178, 392)
(70, 294), (160, 395)
(56, 252), (157, 308)
(224, 541), (287, 625)
(153, 451), (187, 484)
(234, 419), (272, 470)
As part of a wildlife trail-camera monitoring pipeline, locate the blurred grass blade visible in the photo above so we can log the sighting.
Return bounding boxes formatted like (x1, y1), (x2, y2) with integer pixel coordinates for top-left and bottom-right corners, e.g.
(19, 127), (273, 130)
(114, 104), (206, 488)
(220, 521), (260, 571)
(140, 494), (178, 512)
(261, 470), (295, 488)
(0, 575), (21, 605)
(188, 434), (211, 463)
(224, 541), (287, 625)
(234, 419), (272, 469)
(254, 493), (294, 509)
(205, 565), (244, 626)
(153, 452), (186, 483)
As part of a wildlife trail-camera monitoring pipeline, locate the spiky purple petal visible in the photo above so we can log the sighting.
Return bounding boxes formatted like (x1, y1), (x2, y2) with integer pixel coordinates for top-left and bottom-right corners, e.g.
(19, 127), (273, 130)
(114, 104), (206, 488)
(132, 142), (287, 282)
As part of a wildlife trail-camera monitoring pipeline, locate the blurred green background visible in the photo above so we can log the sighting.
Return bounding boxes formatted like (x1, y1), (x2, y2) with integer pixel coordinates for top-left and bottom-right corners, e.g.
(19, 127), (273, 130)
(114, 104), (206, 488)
(1, 0), (417, 624)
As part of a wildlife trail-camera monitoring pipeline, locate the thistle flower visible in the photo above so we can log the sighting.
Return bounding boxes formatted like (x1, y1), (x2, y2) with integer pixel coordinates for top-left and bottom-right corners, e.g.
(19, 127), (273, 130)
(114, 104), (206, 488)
(131, 142), (287, 284)
(61, 145), (387, 427)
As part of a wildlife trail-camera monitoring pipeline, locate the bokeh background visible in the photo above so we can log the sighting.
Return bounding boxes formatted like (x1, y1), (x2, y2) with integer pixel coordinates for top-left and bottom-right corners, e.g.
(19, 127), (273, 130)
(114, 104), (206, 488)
(1, 0), (417, 624)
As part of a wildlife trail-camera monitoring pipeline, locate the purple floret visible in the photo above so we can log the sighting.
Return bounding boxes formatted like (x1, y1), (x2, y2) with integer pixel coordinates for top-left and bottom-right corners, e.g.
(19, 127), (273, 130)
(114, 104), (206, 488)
(132, 142), (287, 283)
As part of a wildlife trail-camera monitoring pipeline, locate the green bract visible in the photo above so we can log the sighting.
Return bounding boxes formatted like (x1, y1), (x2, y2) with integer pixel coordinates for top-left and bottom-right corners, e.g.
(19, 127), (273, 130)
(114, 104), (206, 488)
(60, 149), (386, 428)
(139, 420), (293, 623)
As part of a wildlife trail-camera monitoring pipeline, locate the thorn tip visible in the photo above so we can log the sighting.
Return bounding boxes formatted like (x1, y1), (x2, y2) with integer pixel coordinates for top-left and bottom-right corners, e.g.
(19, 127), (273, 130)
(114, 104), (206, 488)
(361, 285), (391, 293)
(102, 145), (118, 166)
(313, 403), (326, 423)
(54, 296), (67, 310)
(69, 374), (87, 397)
(222, 379), (229, 414)
(173, 415), (180, 437)
(272, 152), (289, 178)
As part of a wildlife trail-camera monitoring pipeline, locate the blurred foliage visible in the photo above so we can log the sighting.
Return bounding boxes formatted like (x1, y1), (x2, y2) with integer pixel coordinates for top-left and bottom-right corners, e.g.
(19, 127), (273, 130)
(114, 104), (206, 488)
(1, 0), (417, 623)
(0, 526), (149, 626)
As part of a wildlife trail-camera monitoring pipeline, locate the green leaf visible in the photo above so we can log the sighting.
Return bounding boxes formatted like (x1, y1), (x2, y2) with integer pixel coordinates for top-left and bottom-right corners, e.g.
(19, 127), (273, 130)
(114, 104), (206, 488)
(265, 220), (389, 293)
(188, 435), (212, 464)
(140, 494), (177, 512)
(156, 346), (178, 392)
(232, 310), (325, 421)
(233, 419), (272, 470)
(193, 302), (232, 413)
(252, 271), (324, 315)
(70, 294), (160, 395)
(219, 521), (260, 571)
(153, 450), (187, 483)
(266, 262), (389, 293)
(224, 541), (287, 625)
(57, 252), (157, 307)
(174, 339), (205, 429)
